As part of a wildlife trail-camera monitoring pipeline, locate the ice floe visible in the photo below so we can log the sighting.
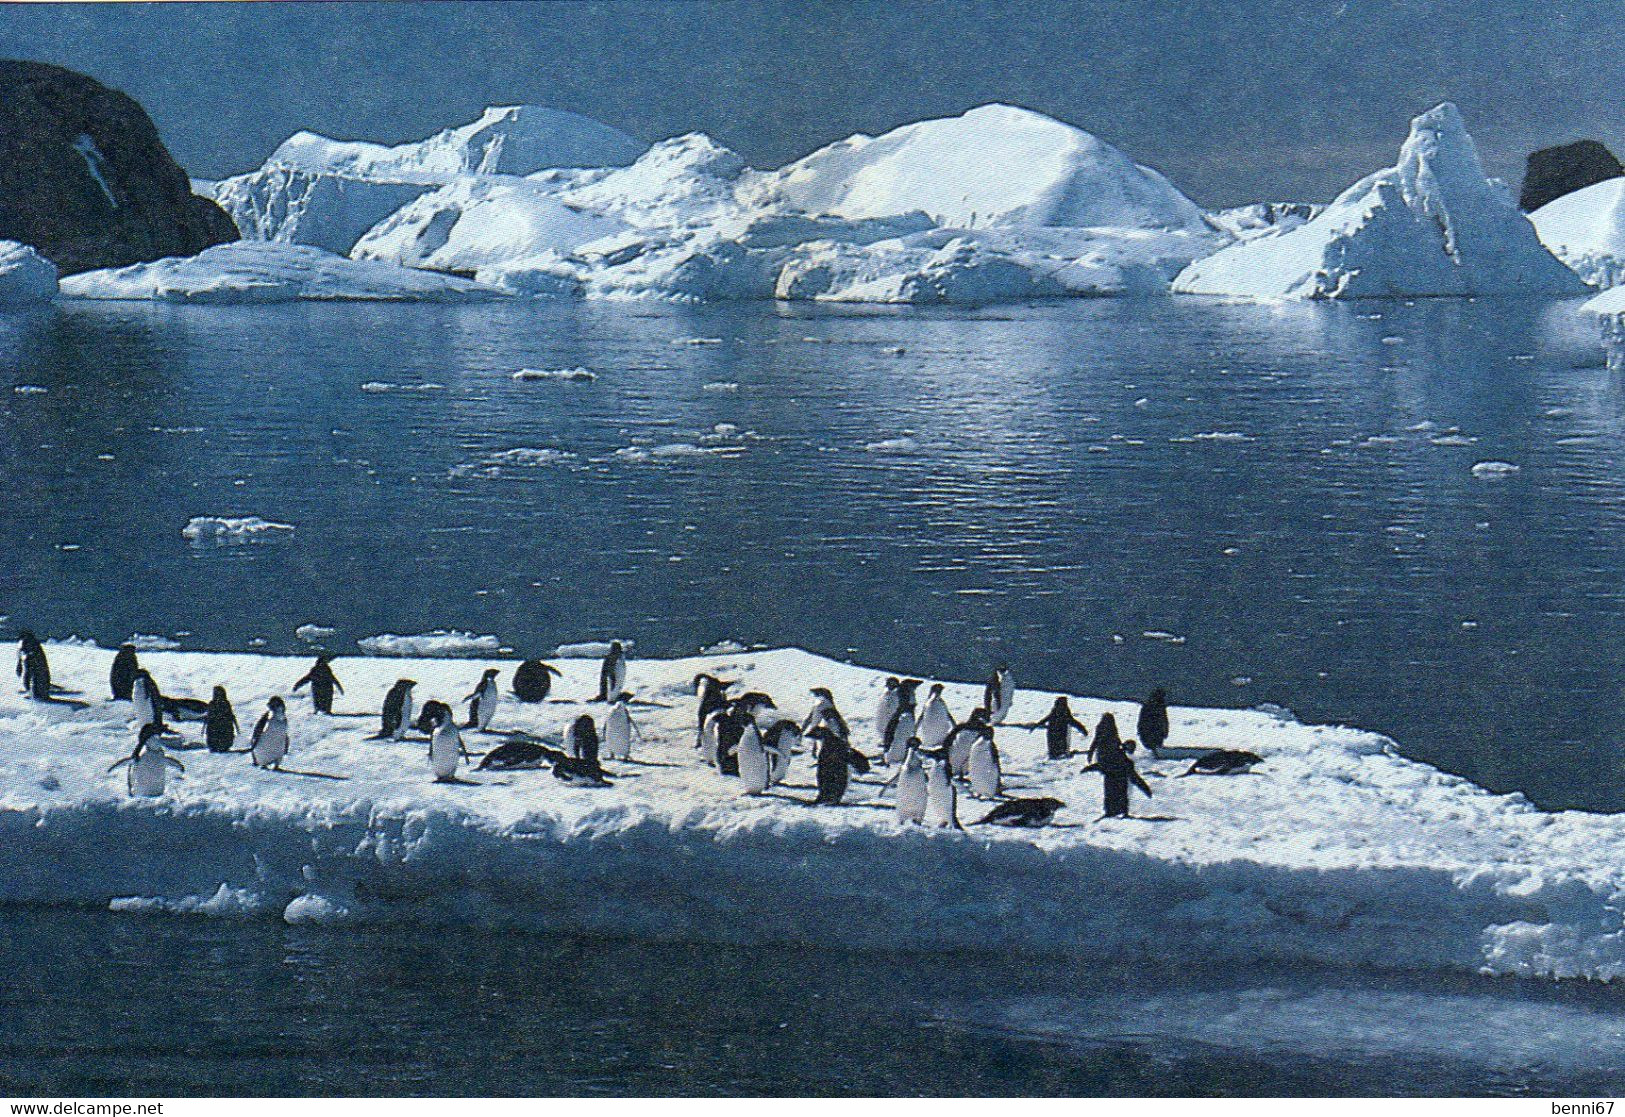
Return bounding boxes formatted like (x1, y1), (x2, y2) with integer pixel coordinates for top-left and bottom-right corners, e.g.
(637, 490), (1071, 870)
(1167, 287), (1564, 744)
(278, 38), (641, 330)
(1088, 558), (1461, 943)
(180, 516), (296, 543)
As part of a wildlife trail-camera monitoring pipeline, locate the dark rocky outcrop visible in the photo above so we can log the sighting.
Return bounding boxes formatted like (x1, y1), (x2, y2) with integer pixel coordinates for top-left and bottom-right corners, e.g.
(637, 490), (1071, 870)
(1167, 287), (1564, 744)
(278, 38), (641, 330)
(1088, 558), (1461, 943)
(0, 60), (237, 275)
(1519, 140), (1624, 213)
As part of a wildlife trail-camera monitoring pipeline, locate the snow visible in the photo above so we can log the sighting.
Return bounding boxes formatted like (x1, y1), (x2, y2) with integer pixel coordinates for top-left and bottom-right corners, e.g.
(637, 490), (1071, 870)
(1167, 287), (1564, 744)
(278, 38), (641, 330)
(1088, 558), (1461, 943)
(1582, 284), (1625, 317)
(265, 105), (646, 183)
(1173, 104), (1588, 300)
(355, 631), (505, 657)
(210, 167), (433, 255)
(0, 240), (58, 304)
(1529, 177), (1625, 289)
(1204, 202), (1322, 241)
(761, 104), (1210, 231)
(180, 515), (295, 543)
(60, 243), (504, 304)
(4, 643), (1625, 982)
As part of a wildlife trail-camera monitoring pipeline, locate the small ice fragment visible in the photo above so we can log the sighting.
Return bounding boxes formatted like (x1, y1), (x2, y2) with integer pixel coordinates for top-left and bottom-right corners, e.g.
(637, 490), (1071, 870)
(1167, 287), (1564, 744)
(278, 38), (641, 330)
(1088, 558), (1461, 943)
(701, 381), (739, 392)
(701, 639), (746, 655)
(127, 634), (180, 651)
(13, 385), (47, 394)
(1470, 461), (1520, 478)
(863, 437), (919, 454)
(182, 516), (295, 543)
(673, 337), (722, 346)
(295, 624), (336, 643)
(513, 367), (596, 382)
(1141, 630), (1186, 645)
(357, 630), (503, 657)
(1429, 434), (1477, 446)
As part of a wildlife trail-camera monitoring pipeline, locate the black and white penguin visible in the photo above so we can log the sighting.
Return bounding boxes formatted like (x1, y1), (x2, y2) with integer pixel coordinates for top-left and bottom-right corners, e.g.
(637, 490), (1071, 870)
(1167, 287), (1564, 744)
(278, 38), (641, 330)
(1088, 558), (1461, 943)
(975, 797), (1064, 828)
(109, 643), (140, 701)
(414, 699), (452, 735)
(1085, 713), (1152, 818)
(428, 705), (471, 782)
(373, 679), (416, 740)
(809, 727), (854, 805)
(1138, 688), (1171, 757)
(762, 718), (800, 786)
(555, 722), (612, 787)
(566, 714), (601, 767)
(1028, 696), (1089, 760)
(477, 734), (555, 770)
(292, 655), (343, 715)
(1181, 749), (1263, 776)
(604, 692), (640, 761)
(966, 724), (1002, 800)
(923, 757), (963, 830)
(873, 677), (902, 741)
(947, 707), (994, 777)
(737, 718), (770, 794)
(463, 668), (501, 731)
(511, 659), (563, 703)
(131, 669), (164, 730)
(595, 641), (627, 702)
(250, 696), (290, 770)
(800, 687), (850, 741)
(694, 673), (733, 733)
(108, 723), (184, 798)
(16, 631), (51, 701)
(917, 683), (955, 750)
(985, 665), (1015, 724)
(894, 741), (928, 824)
(204, 686), (238, 753)
(882, 701), (917, 767)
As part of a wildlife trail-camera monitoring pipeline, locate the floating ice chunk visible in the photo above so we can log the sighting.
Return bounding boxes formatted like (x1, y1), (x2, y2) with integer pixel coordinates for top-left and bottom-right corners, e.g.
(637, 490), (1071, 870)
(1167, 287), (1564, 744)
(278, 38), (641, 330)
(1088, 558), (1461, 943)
(356, 630), (503, 657)
(701, 639), (747, 655)
(1471, 461), (1521, 478)
(181, 516), (296, 543)
(863, 436), (920, 453)
(283, 893), (351, 925)
(127, 634), (181, 651)
(1142, 630), (1188, 644)
(613, 442), (738, 463)
(702, 381), (739, 393)
(0, 240), (58, 304)
(111, 884), (267, 918)
(295, 624), (337, 643)
(1429, 434), (1478, 446)
(512, 367), (597, 382)
(554, 639), (633, 658)
(1189, 431), (1253, 443)
(360, 381), (444, 393)
(451, 447), (579, 477)
(673, 337), (723, 346)
(12, 385), (47, 395)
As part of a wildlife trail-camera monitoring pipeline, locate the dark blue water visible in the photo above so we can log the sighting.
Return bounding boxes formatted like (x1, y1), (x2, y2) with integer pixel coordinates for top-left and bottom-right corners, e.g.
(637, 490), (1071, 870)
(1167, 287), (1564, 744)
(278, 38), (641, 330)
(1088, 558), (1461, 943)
(2, 296), (1623, 1097)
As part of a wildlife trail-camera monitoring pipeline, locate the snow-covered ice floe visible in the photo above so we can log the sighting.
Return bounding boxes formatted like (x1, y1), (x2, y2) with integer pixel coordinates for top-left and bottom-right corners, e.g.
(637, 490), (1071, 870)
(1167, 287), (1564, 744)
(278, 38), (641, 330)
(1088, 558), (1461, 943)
(4, 643), (1625, 981)
(355, 630), (505, 657)
(180, 515), (296, 543)
(1172, 103), (1588, 300)
(59, 242), (504, 304)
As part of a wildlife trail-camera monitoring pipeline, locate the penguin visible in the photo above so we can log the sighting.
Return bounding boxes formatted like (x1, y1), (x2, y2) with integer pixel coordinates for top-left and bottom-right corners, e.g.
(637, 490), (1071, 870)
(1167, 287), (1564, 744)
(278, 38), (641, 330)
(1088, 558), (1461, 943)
(1181, 749), (1263, 776)
(694, 673), (733, 733)
(882, 704), (916, 767)
(699, 705), (727, 768)
(566, 714), (601, 768)
(292, 655), (343, 715)
(108, 724), (185, 797)
(553, 754), (612, 787)
(946, 708), (993, 777)
(737, 718), (770, 795)
(161, 693), (210, 722)
(874, 677), (902, 741)
(16, 631), (51, 701)
(916, 683), (955, 750)
(250, 696), (290, 770)
(604, 692), (640, 761)
(1085, 713), (1152, 818)
(429, 705), (469, 783)
(131, 670), (163, 730)
(800, 687), (850, 741)
(204, 686), (238, 753)
(895, 743), (928, 824)
(595, 641), (627, 702)
(1025, 696), (1089, 760)
(109, 643), (140, 701)
(809, 727), (851, 805)
(413, 699), (451, 735)
(479, 737), (551, 770)
(463, 668), (501, 731)
(1138, 688), (1171, 757)
(923, 757), (963, 830)
(373, 679), (416, 741)
(985, 665), (1015, 724)
(975, 797), (1064, 828)
(762, 719), (800, 786)
(967, 729), (1002, 800)
(511, 659), (563, 703)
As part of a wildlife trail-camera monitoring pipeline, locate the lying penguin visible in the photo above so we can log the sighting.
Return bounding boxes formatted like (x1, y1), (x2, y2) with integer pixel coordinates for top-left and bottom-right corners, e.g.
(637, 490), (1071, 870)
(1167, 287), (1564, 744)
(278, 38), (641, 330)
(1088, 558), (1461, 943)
(1181, 749), (1264, 776)
(478, 728), (611, 787)
(974, 797), (1064, 828)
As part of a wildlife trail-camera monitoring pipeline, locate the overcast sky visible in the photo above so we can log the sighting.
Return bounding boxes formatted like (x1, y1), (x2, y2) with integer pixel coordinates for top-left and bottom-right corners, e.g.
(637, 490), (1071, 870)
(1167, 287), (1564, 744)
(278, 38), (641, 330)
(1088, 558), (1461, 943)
(0, 0), (1618, 206)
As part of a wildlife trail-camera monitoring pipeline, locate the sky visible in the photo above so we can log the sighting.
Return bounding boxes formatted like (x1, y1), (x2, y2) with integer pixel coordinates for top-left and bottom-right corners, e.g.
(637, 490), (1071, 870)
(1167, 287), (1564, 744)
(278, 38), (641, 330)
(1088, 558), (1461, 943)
(0, 0), (1618, 206)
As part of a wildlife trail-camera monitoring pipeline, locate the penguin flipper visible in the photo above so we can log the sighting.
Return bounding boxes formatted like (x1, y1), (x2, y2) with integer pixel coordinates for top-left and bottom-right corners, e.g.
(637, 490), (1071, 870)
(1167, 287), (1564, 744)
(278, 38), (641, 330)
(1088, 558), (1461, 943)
(107, 757), (132, 772)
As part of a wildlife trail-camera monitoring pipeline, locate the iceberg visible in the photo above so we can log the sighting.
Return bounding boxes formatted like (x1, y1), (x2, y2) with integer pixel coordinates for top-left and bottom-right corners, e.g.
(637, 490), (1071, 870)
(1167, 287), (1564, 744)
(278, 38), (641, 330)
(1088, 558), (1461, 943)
(1582, 284), (1625, 317)
(59, 242), (504, 303)
(0, 240), (58, 303)
(266, 105), (646, 183)
(4, 643), (1625, 982)
(1173, 104), (1588, 300)
(209, 167), (434, 255)
(1530, 177), (1625, 289)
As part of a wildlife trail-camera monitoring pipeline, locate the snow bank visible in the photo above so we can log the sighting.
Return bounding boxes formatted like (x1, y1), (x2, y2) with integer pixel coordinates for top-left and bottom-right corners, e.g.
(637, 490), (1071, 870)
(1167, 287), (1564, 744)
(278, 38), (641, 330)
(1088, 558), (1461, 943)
(0, 240), (58, 303)
(762, 103), (1209, 231)
(180, 515), (295, 543)
(210, 167), (433, 255)
(267, 105), (645, 183)
(60, 243), (503, 304)
(4, 645), (1625, 982)
(1174, 104), (1588, 300)
(1531, 177), (1625, 288)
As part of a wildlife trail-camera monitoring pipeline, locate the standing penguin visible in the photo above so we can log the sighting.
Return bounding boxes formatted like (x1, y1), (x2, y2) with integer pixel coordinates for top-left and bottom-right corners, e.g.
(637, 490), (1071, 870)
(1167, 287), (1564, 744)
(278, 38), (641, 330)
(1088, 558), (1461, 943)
(604, 693), (640, 761)
(1024, 696), (1090, 760)
(737, 718), (770, 795)
(694, 673), (733, 733)
(699, 705), (726, 768)
(1137, 688), (1171, 758)
(204, 686), (238, 753)
(882, 703), (917, 767)
(16, 631), (51, 701)
(763, 719), (800, 786)
(414, 699), (452, 735)
(967, 727), (1002, 800)
(463, 668), (501, 731)
(596, 641), (627, 702)
(292, 656), (343, 715)
(429, 705), (470, 783)
(250, 696), (290, 770)
(566, 714), (601, 768)
(1086, 713), (1152, 819)
(801, 687), (850, 740)
(985, 665), (1015, 724)
(131, 670), (163, 730)
(923, 757), (963, 830)
(873, 677), (902, 740)
(109, 724), (185, 797)
(809, 726), (853, 805)
(916, 683), (955, 750)
(946, 708), (994, 776)
(511, 659), (563, 703)
(373, 679), (416, 741)
(109, 643), (141, 701)
(894, 743), (929, 824)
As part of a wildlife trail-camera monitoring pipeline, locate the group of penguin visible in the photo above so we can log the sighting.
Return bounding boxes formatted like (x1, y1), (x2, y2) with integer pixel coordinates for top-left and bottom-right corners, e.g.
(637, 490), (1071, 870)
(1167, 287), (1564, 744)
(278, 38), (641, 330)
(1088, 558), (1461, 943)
(17, 631), (1265, 823)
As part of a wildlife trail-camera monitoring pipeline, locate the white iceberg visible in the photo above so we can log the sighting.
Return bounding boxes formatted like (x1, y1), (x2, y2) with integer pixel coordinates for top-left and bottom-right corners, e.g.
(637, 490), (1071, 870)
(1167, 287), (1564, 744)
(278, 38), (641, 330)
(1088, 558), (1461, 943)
(1174, 104), (1588, 300)
(1531, 177), (1625, 289)
(0, 240), (58, 304)
(209, 167), (434, 255)
(3, 644), (1625, 982)
(1582, 284), (1625, 317)
(181, 515), (295, 543)
(60, 242), (503, 304)
(356, 630), (505, 657)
